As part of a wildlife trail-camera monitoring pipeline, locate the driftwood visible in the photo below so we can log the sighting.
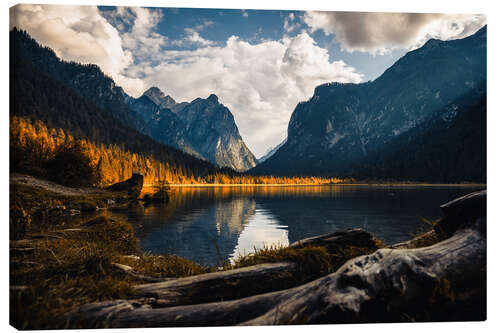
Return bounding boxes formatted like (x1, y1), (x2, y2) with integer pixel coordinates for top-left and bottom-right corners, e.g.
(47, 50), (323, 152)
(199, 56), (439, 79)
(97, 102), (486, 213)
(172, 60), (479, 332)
(132, 229), (378, 307)
(290, 228), (379, 251)
(64, 190), (486, 328)
(135, 262), (298, 307)
(437, 189), (486, 236)
(110, 263), (171, 283)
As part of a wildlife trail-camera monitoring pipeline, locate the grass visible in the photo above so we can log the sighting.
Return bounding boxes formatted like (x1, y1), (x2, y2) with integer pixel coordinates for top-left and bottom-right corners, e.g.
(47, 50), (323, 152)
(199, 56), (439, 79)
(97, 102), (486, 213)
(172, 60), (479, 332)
(10, 217), (138, 329)
(232, 238), (384, 284)
(400, 217), (448, 249)
(118, 253), (210, 278)
(9, 183), (131, 239)
(9, 212), (213, 329)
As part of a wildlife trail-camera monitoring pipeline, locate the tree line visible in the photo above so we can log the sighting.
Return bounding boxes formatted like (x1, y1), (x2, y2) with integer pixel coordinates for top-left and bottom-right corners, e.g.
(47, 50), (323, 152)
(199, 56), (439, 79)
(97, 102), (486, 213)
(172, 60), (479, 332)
(10, 116), (343, 186)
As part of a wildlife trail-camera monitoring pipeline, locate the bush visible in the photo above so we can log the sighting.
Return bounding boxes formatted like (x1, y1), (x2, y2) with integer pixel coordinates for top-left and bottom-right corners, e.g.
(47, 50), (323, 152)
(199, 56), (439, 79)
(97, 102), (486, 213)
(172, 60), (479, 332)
(46, 143), (100, 187)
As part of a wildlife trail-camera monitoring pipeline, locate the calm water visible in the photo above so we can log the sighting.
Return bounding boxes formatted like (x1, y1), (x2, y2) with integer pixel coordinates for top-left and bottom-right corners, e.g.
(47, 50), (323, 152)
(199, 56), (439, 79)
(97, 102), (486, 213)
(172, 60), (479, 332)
(107, 185), (484, 266)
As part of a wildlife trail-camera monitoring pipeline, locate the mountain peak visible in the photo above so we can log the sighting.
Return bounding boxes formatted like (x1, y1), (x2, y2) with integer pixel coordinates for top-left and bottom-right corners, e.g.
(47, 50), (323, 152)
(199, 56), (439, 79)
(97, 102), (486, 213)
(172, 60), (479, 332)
(207, 94), (219, 103)
(143, 87), (177, 108)
(144, 86), (165, 98)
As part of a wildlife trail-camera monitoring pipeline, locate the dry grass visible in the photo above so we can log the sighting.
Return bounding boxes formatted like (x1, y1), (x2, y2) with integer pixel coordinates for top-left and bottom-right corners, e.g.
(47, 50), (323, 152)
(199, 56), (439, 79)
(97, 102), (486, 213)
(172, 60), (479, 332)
(118, 253), (210, 278)
(232, 239), (383, 284)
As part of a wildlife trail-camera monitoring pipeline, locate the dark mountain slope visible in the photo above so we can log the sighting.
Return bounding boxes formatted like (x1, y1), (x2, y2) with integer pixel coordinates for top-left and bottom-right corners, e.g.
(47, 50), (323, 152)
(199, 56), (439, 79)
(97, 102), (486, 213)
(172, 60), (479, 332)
(349, 89), (486, 182)
(10, 28), (146, 133)
(252, 26), (486, 179)
(10, 28), (229, 180)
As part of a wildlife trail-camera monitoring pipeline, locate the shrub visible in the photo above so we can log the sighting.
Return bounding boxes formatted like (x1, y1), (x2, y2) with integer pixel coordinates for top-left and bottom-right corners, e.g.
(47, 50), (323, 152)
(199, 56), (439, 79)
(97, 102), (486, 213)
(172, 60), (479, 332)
(46, 143), (100, 187)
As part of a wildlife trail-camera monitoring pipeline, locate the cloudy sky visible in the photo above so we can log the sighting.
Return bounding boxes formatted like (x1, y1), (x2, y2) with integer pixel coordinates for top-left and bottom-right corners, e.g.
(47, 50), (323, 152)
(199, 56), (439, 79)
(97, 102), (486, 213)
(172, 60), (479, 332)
(9, 3), (485, 157)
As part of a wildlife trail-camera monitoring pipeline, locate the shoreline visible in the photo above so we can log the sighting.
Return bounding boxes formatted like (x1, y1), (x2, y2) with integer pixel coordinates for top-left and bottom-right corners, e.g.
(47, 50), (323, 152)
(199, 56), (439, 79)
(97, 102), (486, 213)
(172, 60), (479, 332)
(145, 183), (486, 188)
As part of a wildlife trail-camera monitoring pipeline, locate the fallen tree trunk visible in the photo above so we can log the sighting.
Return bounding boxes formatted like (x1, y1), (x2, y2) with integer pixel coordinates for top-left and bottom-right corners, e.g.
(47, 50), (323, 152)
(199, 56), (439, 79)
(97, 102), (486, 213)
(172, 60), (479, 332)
(132, 228), (379, 307)
(290, 228), (380, 250)
(134, 262), (297, 307)
(65, 219), (485, 327)
(64, 191), (486, 328)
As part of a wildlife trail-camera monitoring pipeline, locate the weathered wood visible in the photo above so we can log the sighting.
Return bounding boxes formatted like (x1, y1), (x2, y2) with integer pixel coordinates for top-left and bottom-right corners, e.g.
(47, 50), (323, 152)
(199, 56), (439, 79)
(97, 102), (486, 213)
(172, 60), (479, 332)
(134, 262), (298, 307)
(290, 228), (379, 251)
(437, 189), (486, 236)
(65, 218), (485, 327)
(440, 190), (486, 218)
(130, 229), (378, 308)
(111, 263), (171, 283)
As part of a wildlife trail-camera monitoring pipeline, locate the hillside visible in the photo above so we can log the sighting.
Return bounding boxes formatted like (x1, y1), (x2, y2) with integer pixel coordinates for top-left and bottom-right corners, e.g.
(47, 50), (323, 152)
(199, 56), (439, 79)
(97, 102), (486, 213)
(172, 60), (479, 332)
(252, 26), (486, 181)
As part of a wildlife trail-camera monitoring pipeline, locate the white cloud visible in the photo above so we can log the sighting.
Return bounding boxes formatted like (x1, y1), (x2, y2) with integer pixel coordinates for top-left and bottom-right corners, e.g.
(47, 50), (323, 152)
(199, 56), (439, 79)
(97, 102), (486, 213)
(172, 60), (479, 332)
(184, 28), (215, 46)
(304, 11), (486, 55)
(283, 12), (300, 33)
(10, 4), (146, 96)
(108, 7), (168, 64)
(130, 33), (363, 156)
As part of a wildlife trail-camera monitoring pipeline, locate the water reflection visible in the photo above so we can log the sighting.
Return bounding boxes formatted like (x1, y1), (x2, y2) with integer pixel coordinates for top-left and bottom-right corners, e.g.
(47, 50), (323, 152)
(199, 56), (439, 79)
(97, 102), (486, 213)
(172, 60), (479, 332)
(230, 206), (288, 261)
(108, 185), (485, 266)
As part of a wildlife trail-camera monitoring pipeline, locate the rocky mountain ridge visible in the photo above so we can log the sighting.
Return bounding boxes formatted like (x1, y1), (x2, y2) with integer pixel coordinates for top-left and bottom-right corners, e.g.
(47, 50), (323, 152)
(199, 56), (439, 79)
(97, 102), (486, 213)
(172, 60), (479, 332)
(127, 88), (257, 171)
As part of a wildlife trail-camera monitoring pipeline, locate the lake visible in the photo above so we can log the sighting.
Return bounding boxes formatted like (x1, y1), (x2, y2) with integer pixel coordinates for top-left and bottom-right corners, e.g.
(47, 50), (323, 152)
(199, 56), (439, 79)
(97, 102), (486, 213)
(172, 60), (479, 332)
(107, 185), (485, 267)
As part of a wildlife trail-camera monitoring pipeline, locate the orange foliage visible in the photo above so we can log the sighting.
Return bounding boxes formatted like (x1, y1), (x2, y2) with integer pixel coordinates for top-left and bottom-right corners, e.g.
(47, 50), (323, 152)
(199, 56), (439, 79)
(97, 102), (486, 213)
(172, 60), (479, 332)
(10, 117), (343, 186)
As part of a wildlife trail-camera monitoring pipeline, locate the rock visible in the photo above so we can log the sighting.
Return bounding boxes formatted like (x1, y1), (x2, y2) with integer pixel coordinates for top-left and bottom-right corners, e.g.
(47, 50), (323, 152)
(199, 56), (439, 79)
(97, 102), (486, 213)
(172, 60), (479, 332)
(106, 173), (144, 198)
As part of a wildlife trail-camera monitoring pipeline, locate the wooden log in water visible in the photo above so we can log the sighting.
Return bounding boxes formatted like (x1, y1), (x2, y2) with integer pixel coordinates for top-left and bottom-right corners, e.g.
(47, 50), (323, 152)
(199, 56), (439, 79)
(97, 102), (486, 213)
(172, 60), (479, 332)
(134, 262), (298, 306)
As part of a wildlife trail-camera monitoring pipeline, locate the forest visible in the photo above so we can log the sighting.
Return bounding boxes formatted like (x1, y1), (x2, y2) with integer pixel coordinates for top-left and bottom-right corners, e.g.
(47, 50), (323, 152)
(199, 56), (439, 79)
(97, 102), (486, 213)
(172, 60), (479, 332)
(10, 116), (343, 186)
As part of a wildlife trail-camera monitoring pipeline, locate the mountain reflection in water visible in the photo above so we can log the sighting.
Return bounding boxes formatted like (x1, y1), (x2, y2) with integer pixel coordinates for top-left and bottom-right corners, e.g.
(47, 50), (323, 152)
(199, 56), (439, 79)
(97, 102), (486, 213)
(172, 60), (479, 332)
(107, 185), (485, 266)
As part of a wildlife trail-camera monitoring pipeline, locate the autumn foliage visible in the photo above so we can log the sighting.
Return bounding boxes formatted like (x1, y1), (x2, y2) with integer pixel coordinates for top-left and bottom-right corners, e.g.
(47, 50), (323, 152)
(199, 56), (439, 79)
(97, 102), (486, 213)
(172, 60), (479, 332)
(10, 117), (343, 186)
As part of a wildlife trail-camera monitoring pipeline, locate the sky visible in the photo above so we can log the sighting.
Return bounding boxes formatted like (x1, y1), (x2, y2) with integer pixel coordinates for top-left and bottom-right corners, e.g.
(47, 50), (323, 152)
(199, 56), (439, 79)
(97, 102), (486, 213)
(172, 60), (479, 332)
(9, 4), (486, 157)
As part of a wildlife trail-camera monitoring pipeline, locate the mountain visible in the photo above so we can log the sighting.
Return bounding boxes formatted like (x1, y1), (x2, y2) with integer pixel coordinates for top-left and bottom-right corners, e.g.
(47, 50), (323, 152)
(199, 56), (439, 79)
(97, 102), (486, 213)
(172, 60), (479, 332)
(171, 94), (257, 171)
(127, 89), (257, 171)
(10, 28), (228, 180)
(9, 29), (147, 134)
(252, 26), (486, 180)
(142, 87), (178, 110)
(125, 94), (201, 158)
(257, 138), (287, 164)
(349, 88), (486, 182)
(11, 27), (256, 172)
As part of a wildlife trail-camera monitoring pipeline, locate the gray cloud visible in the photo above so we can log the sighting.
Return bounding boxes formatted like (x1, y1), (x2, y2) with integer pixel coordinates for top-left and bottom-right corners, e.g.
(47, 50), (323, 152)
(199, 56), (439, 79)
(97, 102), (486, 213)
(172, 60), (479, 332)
(304, 11), (486, 54)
